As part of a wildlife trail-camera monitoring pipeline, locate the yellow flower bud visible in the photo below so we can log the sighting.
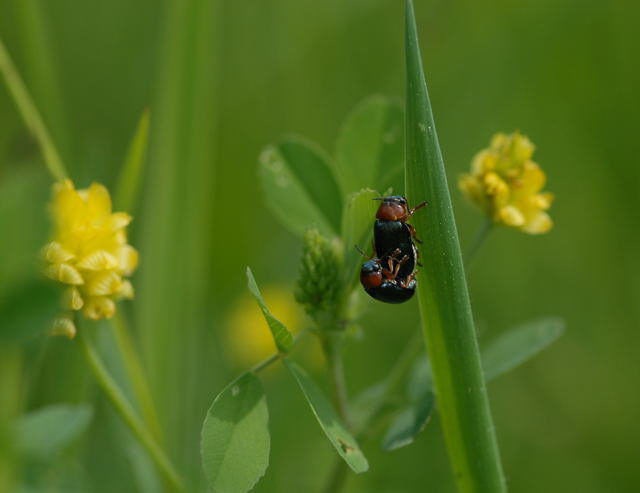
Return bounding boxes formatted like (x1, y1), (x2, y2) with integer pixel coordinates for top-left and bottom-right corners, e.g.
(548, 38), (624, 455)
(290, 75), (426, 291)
(459, 132), (554, 234)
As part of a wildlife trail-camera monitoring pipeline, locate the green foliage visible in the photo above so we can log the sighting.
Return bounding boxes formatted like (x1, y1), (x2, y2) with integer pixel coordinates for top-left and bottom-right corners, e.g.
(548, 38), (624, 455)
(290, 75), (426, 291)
(335, 96), (404, 196)
(259, 138), (342, 238)
(201, 372), (270, 493)
(246, 267), (294, 353)
(294, 228), (343, 324)
(284, 360), (369, 474)
(381, 391), (435, 452)
(14, 404), (92, 461)
(115, 109), (150, 213)
(482, 317), (565, 380)
(381, 317), (565, 451)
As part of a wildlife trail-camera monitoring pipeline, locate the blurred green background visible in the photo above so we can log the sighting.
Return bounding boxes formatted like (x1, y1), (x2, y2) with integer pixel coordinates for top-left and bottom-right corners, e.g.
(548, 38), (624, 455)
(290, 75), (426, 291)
(0, 0), (638, 492)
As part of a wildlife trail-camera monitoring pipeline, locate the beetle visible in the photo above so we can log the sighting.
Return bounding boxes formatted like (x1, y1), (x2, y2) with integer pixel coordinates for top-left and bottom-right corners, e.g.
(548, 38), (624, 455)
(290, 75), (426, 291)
(373, 196), (427, 279)
(359, 258), (417, 304)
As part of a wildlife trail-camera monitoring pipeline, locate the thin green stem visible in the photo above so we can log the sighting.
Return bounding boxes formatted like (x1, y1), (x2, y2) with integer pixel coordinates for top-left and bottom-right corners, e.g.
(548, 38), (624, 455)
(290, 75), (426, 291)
(323, 330), (424, 493)
(465, 218), (493, 267)
(251, 328), (310, 374)
(76, 328), (184, 492)
(322, 332), (351, 430)
(0, 37), (67, 182)
(359, 329), (423, 434)
(110, 312), (163, 442)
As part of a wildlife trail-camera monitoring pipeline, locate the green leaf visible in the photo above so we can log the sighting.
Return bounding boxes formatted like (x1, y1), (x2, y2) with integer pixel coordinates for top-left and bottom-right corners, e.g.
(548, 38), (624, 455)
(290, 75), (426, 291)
(381, 317), (565, 451)
(201, 372), (270, 493)
(482, 317), (565, 381)
(246, 267), (293, 353)
(259, 137), (342, 238)
(115, 109), (150, 212)
(284, 359), (368, 474)
(14, 404), (92, 461)
(381, 390), (434, 451)
(404, 1), (506, 490)
(340, 189), (379, 288)
(0, 279), (59, 343)
(350, 380), (387, 432)
(335, 96), (404, 195)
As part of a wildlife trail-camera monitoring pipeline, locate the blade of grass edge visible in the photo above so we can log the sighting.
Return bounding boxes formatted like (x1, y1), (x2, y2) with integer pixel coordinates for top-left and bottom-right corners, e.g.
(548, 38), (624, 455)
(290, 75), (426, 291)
(403, 1), (506, 491)
(115, 109), (150, 213)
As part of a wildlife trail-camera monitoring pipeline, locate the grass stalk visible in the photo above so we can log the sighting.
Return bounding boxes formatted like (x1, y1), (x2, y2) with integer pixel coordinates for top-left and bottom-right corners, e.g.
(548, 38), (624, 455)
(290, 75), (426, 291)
(76, 328), (184, 492)
(0, 37), (67, 182)
(404, 1), (506, 491)
(110, 312), (163, 442)
(321, 332), (352, 429)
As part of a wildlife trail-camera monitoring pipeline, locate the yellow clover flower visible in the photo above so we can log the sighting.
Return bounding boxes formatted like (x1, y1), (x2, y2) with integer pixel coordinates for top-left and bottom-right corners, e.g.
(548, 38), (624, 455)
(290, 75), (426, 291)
(43, 179), (138, 335)
(459, 132), (554, 234)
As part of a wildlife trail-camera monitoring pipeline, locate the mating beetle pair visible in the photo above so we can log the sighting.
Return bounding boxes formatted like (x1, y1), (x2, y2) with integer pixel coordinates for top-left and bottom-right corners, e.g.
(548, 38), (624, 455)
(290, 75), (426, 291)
(360, 196), (427, 304)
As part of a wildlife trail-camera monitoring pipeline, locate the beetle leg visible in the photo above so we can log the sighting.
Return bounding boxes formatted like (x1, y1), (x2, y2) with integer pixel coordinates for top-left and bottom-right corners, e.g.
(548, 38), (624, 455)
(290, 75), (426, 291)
(400, 270), (418, 288)
(407, 223), (423, 244)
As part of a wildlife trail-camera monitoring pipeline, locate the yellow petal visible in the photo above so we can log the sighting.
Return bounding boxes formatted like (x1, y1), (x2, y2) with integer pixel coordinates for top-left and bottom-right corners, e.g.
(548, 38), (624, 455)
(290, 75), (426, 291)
(51, 316), (76, 339)
(42, 241), (75, 263)
(522, 211), (553, 234)
(117, 245), (139, 275)
(44, 263), (84, 285)
(117, 280), (135, 299)
(518, 162), (546, 194)
(110, 212), (132, 230)
(50, 181), (84, 230)
(83, 297), (116, 320)
(86, 271), (122, 296)
(63, 287), (84, 310)
(85, 183), (112, 221)
(511, 132), (535, 163)
(77, 250), (118, 271)
(498, 205), (526, 227)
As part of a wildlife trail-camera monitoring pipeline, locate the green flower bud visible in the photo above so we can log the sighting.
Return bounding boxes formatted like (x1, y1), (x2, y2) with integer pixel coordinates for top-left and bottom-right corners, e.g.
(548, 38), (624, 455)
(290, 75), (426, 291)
(295, 229), (343, 325)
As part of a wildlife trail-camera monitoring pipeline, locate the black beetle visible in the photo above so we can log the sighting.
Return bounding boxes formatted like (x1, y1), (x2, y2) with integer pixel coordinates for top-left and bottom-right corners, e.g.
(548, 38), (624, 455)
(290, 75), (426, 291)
(373, 195), (427, 279)
(359, 258), (417, 304)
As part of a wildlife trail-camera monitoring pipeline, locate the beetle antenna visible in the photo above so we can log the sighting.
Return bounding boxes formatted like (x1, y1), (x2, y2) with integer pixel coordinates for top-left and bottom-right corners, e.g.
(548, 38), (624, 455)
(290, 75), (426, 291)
(354, 244), (368, 257)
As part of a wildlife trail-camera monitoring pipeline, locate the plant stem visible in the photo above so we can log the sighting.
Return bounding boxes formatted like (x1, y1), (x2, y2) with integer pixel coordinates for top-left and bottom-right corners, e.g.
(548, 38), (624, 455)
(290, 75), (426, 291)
(250, 328), (310, 374)
(404, 1), (506, 491)
(111, 312), (163, 442)
(322, 331), (351, 429)
(76, 328), (184, 492)
(0, 37), (67, 182)
(322, 330), (424, 493)
(465, 218), (493, 267)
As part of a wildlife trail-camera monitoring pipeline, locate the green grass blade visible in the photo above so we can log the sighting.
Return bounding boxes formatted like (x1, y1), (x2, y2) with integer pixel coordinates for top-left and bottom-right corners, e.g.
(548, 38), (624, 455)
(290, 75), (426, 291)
(201, 372), (270, 493)
(403, 1), (506, 491)
(284, 359), (369, 473)
(0, 37), (67, 181)
(115, 109), (150, 213)
(246, 267), (294, 353)
(259, 137), (342, 237)
(482, 317), (565, 381)
(335, 96), (404, 195)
